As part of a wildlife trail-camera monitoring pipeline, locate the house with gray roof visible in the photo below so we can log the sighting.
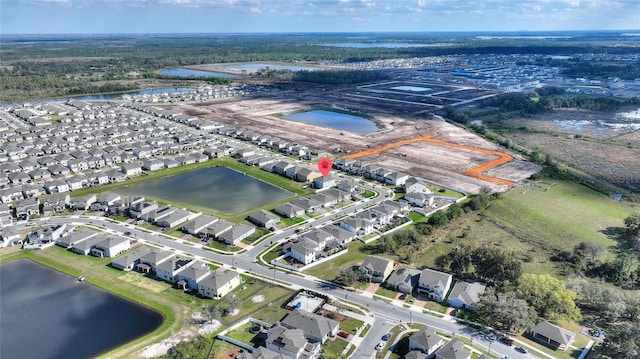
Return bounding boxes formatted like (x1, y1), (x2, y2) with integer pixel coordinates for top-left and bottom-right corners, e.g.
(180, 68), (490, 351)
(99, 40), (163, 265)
(248, 209), (280, 229)
(70, 194), (97, 210)
(359, 255), (395, 283)
(418, 268), (453, 302)
(197, 270), (241, 299)
(532, 321), (576, 351)
(447, 281), (486, 311)
(90, 236), (130, 258)
(204, 219), (233, 239)
(289, 197), (322, 213)
(155, 256), (194, 283)
(274, 202), (305, 219)
(175, 261), (210, 290)
(70, 234), (105, 255)
(182, 215), (219, 235)
(218, 224), (256, 245)
(111, 245), (151, 271)
(237, 347), (289, 359)
(138, 249), (174, 273)
(156, 208), (197, 228)
(434, 339), (470, 359)
(41, 194), (69, 213)
(14, 197), (39, 220)
(288, 241), (318, 265)
(320, 225), (356, 244)
(281, 308), (339, 344)
(409, 326), (444, 356)
(265, 324), (321, 359)
(385, 267), (420, 294)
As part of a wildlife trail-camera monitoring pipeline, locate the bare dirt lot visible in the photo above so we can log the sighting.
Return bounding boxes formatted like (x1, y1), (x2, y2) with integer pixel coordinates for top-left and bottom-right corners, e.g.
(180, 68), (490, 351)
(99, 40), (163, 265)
(179, 84), (538, 194)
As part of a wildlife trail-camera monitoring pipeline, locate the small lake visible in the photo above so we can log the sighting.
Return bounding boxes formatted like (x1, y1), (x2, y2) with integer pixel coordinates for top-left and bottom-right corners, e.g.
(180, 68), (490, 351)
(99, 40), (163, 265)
(0, 259), (163, 359)
(282, 110), (378, 135)
(391, 85), (432, 92)
(117, 166), (292, 215)
(160, 68), (238, 78)
(220, 63), (316, 72)
(325, 42), (449, 48)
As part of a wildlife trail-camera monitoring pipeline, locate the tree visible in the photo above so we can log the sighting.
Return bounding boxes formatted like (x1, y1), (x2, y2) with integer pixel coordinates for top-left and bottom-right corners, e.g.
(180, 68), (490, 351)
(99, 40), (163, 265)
(203, 304), (222, 322)
(478, 289), (537, 334)
(470, 246), (522, 287)
(437, 245), (472, 277)
(624, 213), (640, 249)
(517, 273), (581, 322)
(574, 241), (607, 265)
(567, 277), (626, 322)
(595, 322), (640, 359)
(334, 267), (359, 286)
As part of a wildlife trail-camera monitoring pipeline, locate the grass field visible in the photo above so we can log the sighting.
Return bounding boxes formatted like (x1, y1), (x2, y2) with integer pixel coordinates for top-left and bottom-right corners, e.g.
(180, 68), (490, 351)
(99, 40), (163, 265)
(417, 180), (637, 276)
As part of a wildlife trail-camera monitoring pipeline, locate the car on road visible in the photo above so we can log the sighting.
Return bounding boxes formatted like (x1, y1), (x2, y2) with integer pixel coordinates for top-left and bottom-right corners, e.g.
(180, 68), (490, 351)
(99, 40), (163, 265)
(381, 333), (391, 341)
(515, 346), (528, 354)
(500, 335), (514, 346)
(375, 342), (385, 351)
(124, 231), (132, 236)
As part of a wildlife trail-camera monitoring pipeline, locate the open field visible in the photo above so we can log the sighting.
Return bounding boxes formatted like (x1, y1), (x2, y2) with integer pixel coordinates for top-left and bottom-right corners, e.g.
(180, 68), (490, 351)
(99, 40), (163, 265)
(180, 81), (539, 194)
(418, 180), (637, 275)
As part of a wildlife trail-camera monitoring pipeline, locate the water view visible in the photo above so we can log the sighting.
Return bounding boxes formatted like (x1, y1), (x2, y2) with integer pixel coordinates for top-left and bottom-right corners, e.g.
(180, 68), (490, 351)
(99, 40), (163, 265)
(325, 42), (450, 48)
(0, 259), (163, 359)
(160, 68), (238, 78)
(117, 166), (292, 215)
(283, 110), (379, 135)
(391, 85), (432, 92)
(220, 63), (316, 72)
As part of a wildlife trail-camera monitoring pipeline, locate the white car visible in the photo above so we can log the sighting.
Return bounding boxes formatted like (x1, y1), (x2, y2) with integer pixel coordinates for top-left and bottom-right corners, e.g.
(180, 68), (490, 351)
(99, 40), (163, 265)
(375, 342), (385, 351)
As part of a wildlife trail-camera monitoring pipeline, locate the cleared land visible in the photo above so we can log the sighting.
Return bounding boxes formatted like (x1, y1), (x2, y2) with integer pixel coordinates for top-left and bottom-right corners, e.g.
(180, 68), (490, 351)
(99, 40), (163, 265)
(181, 81), (539, 194)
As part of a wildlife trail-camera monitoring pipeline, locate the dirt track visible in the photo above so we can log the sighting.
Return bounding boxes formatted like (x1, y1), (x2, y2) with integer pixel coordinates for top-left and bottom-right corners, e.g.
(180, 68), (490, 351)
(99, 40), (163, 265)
(180, 90), (539, 194)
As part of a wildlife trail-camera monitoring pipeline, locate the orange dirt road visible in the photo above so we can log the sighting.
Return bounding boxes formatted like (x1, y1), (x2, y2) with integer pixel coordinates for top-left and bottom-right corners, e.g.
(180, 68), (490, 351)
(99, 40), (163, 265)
(344, 135), (516, 187)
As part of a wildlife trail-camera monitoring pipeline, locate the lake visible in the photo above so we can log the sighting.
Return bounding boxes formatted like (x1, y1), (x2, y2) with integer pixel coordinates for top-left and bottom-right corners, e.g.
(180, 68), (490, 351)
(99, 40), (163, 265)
(325, 42), (449, 48)
(0, 259), (163, 359)
(117, 166), (292, 215)
(161, 68), (238, 78)
(391, 85), (432, 92)
(282, 110), (379, 135)
(220, 63), (316, 72)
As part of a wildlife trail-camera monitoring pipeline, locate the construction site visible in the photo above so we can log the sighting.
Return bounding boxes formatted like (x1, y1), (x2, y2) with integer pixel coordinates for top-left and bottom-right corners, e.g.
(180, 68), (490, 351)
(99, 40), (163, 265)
(180, 79), (541, 194)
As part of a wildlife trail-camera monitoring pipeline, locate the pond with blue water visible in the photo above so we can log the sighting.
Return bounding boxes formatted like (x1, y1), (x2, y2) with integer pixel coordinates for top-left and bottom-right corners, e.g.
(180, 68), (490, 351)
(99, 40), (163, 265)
(160, 68), (238, 78)
(282, 110), (379, 135)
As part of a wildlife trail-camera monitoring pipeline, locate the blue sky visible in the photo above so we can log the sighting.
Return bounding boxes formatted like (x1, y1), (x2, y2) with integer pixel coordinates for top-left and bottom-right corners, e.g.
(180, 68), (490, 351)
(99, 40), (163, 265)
(1, 0), (639, 34)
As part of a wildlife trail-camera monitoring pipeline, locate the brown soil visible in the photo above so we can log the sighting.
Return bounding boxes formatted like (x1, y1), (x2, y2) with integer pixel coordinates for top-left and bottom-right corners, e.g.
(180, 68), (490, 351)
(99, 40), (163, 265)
(177, 90), (538, 194)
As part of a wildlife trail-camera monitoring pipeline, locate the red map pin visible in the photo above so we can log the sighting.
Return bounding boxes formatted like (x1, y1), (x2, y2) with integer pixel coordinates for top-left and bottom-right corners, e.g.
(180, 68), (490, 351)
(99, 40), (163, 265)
(317, 157), (333, 177)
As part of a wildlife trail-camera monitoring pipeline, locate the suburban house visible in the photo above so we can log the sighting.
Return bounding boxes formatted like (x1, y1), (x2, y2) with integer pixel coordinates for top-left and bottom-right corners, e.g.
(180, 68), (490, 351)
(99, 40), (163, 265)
(309, 193), (338, 208)
(0, 227), (22, 248)
(274, 203), (305, 218)
(384, 171), (409, 186)
(44, 179), (70, 194)
(0, 204), (12, 226)
(417, 268), (453, 302)
(56, 228), (96, 248)
(337, 179), (359, 193)
(129, 200), (158, 220)
(218, 224), (256, 245)
(321, 225), (356, 244)
(408, 326), (445, 356)
(14, 197), (39, 219)
(155, 256), (194, 283)
(182, 215), (219, 235)
(295, 168), (322, 183)
(121, 163), (143, 177)
(340, 213), (375, 235)
(197, 270), (242, 299)
(137, 249), (174, 274)
(447, 281), (486, 311)
(265, 324), (320, 359)
(143, 159), (165, 171)
(248, 209), (280, 229)
(156, 208), (198, 228)
(28, 224), (71, 245)
(175, 261), (211, 290)
(69, 194), (97, 210)
(70, 235), (106, 255)
(385, 267), (420, 294)
(289, 197), (322, 213)
(404, 192), (434, 208)
(203, 219), (234, 239)
(281, 309), (340, 344)
(532, 321), (576, 351)
(434, 339), (471, 359)
(359, 255), (395, 283)
(287, 241), (318, 265)
(111, 245), (151, 271)
(90, 236), (131, 257)
(404, 177), (433, 194)
(41, 194), (69, 213)
(312, 175), (336, 189)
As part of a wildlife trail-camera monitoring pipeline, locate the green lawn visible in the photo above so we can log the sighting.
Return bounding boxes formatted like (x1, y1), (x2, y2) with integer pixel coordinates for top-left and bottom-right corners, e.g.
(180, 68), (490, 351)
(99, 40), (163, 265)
(408, 211), (426, 223)
(340, 317), (364, 334)
(418, 180), (635, 276)
(323, 338), (349, 358)
(262, 244), (284, 263)
(225, 322), (260, 347)
(304, 241), (374, 279)
(376, 286), (399, 300)
(363, 190), (376, 198)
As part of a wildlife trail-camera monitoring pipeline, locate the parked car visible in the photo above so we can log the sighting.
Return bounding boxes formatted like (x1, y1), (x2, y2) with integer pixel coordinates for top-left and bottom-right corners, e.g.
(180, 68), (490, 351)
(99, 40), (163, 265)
(375, 342), (385, 351)
(399, 293), (407, 300)
(381, 333), (391, 341)
(515, 346), (528, 354)
(337, 331), (349, 338)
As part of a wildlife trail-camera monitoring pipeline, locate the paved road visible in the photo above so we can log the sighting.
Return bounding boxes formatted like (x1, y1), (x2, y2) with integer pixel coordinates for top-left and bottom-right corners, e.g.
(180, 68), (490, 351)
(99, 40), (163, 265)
(33, 208), (537, 359)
